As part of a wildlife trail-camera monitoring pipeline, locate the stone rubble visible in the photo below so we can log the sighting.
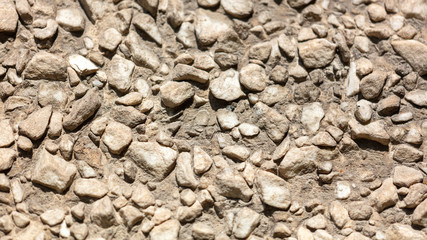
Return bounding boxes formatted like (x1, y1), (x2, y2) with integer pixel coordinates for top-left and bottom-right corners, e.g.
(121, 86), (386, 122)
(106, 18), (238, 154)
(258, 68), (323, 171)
(0, 0), (426, 239)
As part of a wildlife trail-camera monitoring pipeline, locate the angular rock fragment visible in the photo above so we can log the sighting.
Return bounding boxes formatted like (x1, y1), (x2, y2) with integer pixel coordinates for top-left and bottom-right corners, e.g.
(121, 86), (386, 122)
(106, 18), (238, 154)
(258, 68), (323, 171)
(74, 178), (108, 198)
(392, 40), (427, 76)
(360, 70), (387, 100)
(232, 208), (260, 239)
(370, 178), (398, 212)
(193, 146), (212, 175)
(150, 219), (180, 240)
(32, 149), (77, 193)
(119, 205), (143, 227)
(90, 196), (116, 228)
(405, 90), (427, 107)
(221, 0), (253, 19)
(222, 145), (250, 162)
(298, 39), (336, 68)
(19, 106), (52, 141)
(392, 144), (423, 163)
(63, 88), (101, 131)
(56, 8), (85, 31)
(301, 102), (324, 134)
(0, 120), (14, 148)
(137, 0), (158, 16)
(173, 64), (209, 84)
(24, 52), (67, 81)
(99, 28), (122, 51)
(127, 142), (178, 181)
(210, 69), (244, 101)
(0, 149), (17, 172)
(68, 54), (99, 76)
(412, 198), (427, 227)
(216, 168), (253, 202)
(194, 9), (233, 46)
(38, 83), (68, 109)
(133, 13), (162, 45)
(167, 0), (184, 28)
(252, 102), (289, 142)
(102, 121), (132, 155)
(160, 81), (195, 108)
(279, 146), (318, 179)
(239, 64), (267, 92)
(349, 119), (390, 145)
(255, 170), (291, 209)
(80, 0), (106, 22)
(393, 166), (423, 188)
(33, 19), (58, 40)
(385, 223), (427, 240)
(131, 185), (155, 208)
(15, 0), (33, 25)
(0, 0), (19, 32)
(329, 201), (350, 229)
(125, 32), (160, 70)
(107, 55), (135, 93)
(40, 209), (65, 226)
(176, 152), (199, 188)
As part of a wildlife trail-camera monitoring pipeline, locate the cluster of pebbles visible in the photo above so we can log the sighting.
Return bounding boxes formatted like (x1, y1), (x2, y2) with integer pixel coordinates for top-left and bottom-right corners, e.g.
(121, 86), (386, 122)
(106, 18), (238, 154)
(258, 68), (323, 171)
(0, 0), (427, 239)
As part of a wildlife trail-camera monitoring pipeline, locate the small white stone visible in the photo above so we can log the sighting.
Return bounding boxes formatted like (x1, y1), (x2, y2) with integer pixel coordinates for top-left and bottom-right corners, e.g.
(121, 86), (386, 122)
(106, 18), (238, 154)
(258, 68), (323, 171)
(335, 181), (351, 200)
(68, 54), (98, 76)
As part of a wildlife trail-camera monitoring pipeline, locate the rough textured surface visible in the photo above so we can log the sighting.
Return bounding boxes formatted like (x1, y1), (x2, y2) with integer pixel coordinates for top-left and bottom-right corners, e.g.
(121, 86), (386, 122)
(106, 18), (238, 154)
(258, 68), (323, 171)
(0, 0), (427, 239)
